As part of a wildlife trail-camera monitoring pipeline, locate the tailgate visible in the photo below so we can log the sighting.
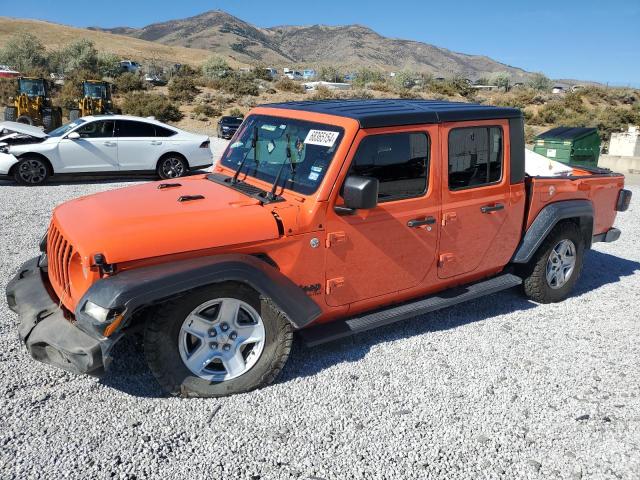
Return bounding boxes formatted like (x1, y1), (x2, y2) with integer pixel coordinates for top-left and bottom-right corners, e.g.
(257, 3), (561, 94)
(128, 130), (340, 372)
(526, 172), (626, 236)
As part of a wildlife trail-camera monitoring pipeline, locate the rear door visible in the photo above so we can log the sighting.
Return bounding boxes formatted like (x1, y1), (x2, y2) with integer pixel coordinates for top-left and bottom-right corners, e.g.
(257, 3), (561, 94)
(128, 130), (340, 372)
(324, 126), (440, 307)
(438, 120), (511, 278)
(115, 120), (161, 171)
(56, 119), (117, 172)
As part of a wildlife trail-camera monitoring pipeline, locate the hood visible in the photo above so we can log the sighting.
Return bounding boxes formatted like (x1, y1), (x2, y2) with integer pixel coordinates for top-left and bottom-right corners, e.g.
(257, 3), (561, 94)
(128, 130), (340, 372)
(0, 121), (48, 139)
(52, 176), (286, 264)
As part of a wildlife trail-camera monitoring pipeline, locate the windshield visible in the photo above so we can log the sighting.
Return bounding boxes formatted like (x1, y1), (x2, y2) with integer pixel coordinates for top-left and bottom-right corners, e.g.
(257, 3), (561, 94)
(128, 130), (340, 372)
(48, 118), (86, 137)
(84, 83), (107, 98)
(220, 115), (344, 195)
(19, 79), (45, 97)
(221, 117), (243, 126)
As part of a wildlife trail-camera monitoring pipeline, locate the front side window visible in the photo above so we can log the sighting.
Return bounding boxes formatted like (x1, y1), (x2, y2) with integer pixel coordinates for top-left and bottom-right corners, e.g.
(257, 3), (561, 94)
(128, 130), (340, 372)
(448, 127), (503, 190)
(76, 120), (114, 138)
(219, 115), (344, 195)
(349, 132), (429, 202)
(116, 120), (156, 138)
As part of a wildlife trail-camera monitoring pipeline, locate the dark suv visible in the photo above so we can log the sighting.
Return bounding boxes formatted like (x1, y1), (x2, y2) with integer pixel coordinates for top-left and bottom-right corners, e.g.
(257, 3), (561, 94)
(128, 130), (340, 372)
(217, 116), (244, 139)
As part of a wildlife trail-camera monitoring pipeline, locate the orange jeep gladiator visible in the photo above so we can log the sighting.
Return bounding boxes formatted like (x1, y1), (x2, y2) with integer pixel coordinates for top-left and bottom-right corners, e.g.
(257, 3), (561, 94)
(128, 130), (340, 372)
(6, 100), (632, 397)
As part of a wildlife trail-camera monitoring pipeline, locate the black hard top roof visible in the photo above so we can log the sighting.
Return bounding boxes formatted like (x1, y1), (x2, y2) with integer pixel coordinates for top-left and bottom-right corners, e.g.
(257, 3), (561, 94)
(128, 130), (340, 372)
(263, 99), (522, 128)
(536, 126), (598, 140)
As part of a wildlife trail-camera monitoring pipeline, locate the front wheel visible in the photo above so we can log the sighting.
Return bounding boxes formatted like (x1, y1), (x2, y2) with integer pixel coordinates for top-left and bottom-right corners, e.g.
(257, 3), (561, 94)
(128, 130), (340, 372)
(522, 222), (585, 303)
(12, 156), (50, 185)
(157, 155), (188, 179)
(144, 283), (293, 397)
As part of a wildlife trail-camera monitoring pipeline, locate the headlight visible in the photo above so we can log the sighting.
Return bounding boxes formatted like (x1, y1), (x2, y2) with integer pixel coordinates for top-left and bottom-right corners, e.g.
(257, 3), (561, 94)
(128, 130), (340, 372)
(83, 300), (112, 323)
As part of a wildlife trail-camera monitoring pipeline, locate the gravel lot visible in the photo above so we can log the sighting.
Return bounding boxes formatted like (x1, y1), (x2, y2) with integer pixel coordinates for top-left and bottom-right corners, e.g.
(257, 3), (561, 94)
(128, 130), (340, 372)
(0, 178), (638, 480)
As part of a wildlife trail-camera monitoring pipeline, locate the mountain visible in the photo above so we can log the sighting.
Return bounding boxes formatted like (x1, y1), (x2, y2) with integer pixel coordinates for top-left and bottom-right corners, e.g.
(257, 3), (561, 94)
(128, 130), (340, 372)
(0, 17), (216, 66)
(91, 10), (531, 80)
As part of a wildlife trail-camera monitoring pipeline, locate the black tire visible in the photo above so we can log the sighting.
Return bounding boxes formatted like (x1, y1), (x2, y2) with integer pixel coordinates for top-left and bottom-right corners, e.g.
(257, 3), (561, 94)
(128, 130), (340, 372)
(4, 106), (16, 122)
(68, 109), (80, 122)
(144, 282), (293, 397)
(522, 222), (585, 303)
(12, 156), (51, 186)
(53, 108), (63, 129)
(156, 154), (188, 179)
(42, 108), (53, 132)
(16, 115), (34, 125)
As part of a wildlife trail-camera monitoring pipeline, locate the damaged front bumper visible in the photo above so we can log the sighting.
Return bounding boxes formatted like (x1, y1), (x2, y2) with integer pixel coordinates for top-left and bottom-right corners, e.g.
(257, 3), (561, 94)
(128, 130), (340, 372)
(6, 256), (115, 376)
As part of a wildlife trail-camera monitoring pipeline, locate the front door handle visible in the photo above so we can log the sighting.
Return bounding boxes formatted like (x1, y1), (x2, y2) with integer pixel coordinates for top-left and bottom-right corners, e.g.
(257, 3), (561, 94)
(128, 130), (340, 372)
(151, 141), (162, 146)
(407, 216), (436, 228)
(480, 203), (505, 213)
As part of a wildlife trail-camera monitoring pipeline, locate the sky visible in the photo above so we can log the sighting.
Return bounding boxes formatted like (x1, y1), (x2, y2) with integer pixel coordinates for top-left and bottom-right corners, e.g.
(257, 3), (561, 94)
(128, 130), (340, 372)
(1, 0), (639, 85)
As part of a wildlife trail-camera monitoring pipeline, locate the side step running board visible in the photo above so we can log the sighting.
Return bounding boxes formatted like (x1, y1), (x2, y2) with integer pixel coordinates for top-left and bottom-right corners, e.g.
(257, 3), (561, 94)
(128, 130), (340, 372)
(299, 273), (522, 347)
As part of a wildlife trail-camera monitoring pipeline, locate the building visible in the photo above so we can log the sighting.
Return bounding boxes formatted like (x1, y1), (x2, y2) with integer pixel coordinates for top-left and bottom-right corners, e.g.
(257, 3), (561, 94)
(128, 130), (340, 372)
(609, 126), (640, 157)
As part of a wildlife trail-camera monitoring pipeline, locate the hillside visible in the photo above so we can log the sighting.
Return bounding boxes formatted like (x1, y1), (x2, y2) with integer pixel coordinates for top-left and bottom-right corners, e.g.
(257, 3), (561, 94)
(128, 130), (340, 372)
(0, 17), (214, 66)
(92, 10), (531, 79)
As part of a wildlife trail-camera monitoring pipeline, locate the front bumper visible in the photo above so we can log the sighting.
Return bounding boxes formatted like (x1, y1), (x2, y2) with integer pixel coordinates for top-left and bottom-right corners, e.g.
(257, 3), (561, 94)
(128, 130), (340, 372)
(6, 257), (108, 376)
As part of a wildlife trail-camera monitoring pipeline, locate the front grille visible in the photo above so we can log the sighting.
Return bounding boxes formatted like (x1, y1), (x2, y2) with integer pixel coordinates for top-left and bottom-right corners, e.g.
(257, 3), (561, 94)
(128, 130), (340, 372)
(47, 222), (73, 300)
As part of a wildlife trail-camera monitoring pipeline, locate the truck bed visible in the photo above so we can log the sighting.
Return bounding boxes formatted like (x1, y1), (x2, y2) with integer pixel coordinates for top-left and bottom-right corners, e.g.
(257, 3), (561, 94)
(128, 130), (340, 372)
(526, 167), (625, 237)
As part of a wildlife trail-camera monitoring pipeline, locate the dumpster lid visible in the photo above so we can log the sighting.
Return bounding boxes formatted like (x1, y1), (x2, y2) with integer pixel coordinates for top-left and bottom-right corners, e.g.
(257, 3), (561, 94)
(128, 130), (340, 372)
(535, 126), (598, 141)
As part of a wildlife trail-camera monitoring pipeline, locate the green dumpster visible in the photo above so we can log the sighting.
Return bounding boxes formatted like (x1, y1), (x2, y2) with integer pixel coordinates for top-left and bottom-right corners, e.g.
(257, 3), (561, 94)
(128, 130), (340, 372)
(533, 127), (601, 167)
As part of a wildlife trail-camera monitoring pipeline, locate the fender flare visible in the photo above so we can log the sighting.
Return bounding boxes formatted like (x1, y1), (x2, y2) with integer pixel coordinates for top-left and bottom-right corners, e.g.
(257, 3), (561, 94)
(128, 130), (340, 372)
(75, 254), (322, 331)
(511, 199), (594, 264)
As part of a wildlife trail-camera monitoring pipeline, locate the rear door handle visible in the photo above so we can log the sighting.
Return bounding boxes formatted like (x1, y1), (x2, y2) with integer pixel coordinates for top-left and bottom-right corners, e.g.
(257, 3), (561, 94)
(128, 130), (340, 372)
(407, 216), (436, 228)
(103, 141), (116, 147)
(151, 141), (162, 145)
(480, 203), (505, 213)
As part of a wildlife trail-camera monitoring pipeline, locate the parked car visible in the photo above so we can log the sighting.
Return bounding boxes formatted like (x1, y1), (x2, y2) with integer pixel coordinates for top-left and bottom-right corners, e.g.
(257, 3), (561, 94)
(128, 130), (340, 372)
(302, 69), (316, 80)
(6, 100), (631, 398)
(217, 116), (244, 139)
(120, 60), (141, 73)
(144, 74), (167, 86)
(0, 115), (212, 185)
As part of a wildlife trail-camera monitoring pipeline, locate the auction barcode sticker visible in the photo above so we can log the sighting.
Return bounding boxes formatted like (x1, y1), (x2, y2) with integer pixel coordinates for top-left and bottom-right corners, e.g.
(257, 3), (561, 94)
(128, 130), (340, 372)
(304, 130), (339, 147)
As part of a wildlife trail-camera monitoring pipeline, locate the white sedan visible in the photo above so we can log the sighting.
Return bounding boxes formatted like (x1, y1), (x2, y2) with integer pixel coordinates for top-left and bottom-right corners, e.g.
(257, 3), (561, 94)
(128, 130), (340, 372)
(0, 115), (213, 185)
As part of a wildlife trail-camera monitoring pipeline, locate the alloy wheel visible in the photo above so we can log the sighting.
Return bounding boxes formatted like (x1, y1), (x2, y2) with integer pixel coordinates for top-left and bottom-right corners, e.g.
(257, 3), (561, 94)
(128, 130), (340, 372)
(546, 239), (576, 289)
(178, 298), (266, 382)
(161, 158), (185, 178)
(18, 159), (47, 184)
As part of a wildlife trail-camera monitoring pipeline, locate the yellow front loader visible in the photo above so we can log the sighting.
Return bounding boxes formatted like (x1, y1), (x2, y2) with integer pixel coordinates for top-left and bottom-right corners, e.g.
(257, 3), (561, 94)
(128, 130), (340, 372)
(3, 77), (62, 132)
(68, 80), (119, 121)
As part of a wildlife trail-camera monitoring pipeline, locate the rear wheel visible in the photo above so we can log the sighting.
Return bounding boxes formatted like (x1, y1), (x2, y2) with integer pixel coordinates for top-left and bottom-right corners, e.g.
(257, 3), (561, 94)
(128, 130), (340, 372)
(157, 154), (188, 179)
(12, 156), (50, 186)
(522, 222), (585, 303)
(144, 283), (293, 397)
(4, 106), (16, 122)
(68, 109), (80, 122)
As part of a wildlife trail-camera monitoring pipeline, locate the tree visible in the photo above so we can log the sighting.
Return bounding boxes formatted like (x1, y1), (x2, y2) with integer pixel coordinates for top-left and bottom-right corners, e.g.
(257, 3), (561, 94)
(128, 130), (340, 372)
(352, 67), (384, 88)
(318, 66), (343, 83)
(202, 56), (230, 80)
(58, 39), (99, 74)
(528, 72), (552, 92)
(489, 71), (511, 91)
(97, 52), (122, 78)
(0, 33), (48, 73)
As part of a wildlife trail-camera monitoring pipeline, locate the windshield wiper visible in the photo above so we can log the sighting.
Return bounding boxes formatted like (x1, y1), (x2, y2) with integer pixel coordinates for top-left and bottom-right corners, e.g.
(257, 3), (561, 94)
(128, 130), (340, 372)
(232, 125), (258, 184)
(266, 134), (295, 201)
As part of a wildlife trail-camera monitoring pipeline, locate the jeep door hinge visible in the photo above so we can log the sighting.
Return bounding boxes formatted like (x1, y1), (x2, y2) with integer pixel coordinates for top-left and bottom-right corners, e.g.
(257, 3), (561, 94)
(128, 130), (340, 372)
(326, 231), (347, 248)
(438, 253), (455, 267)
(326, 277), (345, 294)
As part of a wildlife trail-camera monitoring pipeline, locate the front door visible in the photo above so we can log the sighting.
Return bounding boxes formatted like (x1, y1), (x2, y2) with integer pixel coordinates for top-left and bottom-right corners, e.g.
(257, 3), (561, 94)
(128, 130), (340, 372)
(56, 120), (118, 172)
(438, 120), (510, 278)
(325, 127), (440, 307)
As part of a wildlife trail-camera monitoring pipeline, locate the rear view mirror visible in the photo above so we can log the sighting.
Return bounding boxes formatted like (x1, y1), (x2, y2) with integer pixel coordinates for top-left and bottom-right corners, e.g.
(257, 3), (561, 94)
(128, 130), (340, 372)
(67, 132), (80, 140)
(336, 175), (379, 214)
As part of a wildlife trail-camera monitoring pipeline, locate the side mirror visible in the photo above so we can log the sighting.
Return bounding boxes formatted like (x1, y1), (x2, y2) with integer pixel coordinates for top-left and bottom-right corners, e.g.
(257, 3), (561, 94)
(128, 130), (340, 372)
(67, 132), (80, 140)
(336, 175), (379, 214)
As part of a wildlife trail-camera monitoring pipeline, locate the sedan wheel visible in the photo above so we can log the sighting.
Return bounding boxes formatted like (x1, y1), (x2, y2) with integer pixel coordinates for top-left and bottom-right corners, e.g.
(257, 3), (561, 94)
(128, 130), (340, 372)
(158, 156), (187, 179)
(14, 158), (49, 185)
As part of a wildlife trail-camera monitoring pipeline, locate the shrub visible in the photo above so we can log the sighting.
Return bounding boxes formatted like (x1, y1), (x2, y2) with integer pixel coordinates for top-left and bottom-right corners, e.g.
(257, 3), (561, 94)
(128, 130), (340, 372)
(212, 73), (258, 96)
(202, 56), (230, 80)
(352, 67), (384, 88)
(311, 86), (336, 100)
(488, 71), (511, 91)
(97, 52), (121, 78)
(113, 72), (144, 93)
(0, 33), (48, 74)
(369, 81), (391, 92)
(228, 107), (244, 117)
(56, 39), (99, 74)
(168, 76), (200, 102)
(192, 103), (220, 118)
(121, 92), (182, 122)
(0, 78), (16, 106)
(317, 66), (343, 83)
(528, 73), (551, 92)
(275, 77), (305, 93)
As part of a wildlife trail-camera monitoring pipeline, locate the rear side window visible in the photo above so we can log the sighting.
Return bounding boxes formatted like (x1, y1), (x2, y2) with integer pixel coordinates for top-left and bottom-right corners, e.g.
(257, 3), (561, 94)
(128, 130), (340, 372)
(448, 127), (503, 190)
(155, 125), (177, 137)
(116, 120), (156, 137)
(350, 132), (429, 202)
